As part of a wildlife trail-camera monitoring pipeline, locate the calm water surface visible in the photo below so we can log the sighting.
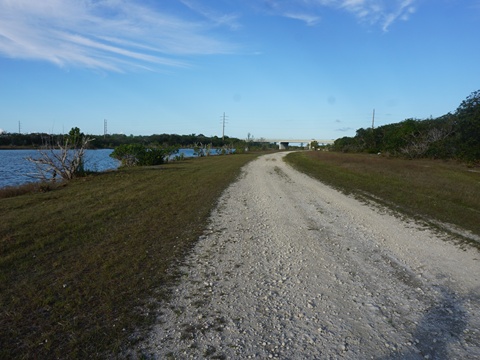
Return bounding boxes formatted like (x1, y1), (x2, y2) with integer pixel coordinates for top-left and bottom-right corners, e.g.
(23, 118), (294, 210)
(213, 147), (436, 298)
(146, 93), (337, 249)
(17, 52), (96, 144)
(0, 148), (225, 188)
(0, 149), (120, 188)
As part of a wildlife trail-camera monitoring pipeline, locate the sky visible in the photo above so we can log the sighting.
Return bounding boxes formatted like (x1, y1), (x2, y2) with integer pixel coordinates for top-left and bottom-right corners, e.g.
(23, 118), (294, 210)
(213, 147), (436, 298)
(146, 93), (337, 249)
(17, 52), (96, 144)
(0, 0), (479, 141)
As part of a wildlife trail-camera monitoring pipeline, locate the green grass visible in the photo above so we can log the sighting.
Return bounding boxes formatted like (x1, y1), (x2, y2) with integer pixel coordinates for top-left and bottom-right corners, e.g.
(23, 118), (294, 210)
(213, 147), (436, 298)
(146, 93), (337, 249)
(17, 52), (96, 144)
(0, 153), (258, 359)
(285, 151), (480, 240)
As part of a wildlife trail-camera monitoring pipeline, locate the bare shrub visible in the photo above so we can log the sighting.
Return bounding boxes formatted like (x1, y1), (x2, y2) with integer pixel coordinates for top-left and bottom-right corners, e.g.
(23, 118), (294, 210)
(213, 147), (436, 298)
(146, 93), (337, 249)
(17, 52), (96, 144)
(401, 124), (454, 158)
(26, 128), (92, 182)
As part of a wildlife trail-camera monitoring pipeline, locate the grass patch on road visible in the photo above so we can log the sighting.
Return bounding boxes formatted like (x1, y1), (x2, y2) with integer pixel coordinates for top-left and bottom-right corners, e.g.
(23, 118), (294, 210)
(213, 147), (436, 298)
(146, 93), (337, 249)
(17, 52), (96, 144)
(0, 153), (258, 359)
(285, 151), (480, 240)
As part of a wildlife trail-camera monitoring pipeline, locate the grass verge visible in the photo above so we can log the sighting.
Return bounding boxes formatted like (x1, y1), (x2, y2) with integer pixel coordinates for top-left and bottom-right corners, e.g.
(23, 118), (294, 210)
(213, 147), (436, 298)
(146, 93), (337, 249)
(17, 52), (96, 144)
(0, 181), (59, 199)
(0, 153), (258, 359)
(285, 151), (480, 243)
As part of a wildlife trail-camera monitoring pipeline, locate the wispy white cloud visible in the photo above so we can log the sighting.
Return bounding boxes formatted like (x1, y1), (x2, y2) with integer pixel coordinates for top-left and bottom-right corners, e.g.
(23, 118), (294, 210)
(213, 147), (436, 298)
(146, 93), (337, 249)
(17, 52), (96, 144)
(179, 0), (242, 30)
(380, 0), (417, 31)
(335, 0), (417, 30)
(265, 0), (418, 30)
(0, 0), (237, 72)
(284, 12), (321, 26)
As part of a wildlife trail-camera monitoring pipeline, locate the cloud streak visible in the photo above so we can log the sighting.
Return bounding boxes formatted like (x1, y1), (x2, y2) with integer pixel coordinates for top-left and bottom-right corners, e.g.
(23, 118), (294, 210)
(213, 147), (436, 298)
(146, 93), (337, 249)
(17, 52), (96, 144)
(265, 0), (418, 30)
(179, 0), (242, 30)
(0, 0), (236, 72)
(284, 12), (321, 26)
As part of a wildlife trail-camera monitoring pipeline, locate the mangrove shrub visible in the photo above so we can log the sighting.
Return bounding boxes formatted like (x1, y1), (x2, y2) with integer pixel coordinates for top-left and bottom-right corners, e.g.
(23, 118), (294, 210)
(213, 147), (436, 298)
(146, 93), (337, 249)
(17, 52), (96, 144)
(110, 144), (177, 167)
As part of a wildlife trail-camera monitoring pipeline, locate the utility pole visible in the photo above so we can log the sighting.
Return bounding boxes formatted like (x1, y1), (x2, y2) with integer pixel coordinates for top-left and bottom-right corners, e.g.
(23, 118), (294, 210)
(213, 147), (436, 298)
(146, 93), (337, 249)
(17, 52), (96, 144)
(104, 119), (108, 138)
(18, 121), (21, 134)
(221, 112), (228, 142)
(371, 109), (375, 130)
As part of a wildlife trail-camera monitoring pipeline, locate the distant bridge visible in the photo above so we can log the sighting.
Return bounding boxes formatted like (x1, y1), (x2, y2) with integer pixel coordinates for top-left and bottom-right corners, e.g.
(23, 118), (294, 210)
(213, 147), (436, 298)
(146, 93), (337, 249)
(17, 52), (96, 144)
(259, 139), (335, 150)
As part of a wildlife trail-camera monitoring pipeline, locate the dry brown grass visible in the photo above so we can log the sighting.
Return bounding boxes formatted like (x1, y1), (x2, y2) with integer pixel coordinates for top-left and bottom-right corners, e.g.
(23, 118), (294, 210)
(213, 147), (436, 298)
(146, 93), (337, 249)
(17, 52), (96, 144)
(0, 181), (61, 198)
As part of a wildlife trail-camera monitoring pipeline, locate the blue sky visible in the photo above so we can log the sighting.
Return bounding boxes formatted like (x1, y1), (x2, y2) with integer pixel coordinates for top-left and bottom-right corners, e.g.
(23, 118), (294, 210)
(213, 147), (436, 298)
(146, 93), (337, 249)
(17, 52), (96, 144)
(0, 0), (479, 141)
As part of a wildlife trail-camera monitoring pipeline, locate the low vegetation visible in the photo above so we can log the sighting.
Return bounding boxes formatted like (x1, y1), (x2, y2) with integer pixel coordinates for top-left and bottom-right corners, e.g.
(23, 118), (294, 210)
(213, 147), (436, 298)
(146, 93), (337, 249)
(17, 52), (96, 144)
(0, 153), (259, 359)
(332, 89), (480, 162)
(285, 151), (480, 243)
(0, 181), (59, 199)
(109, 143), (178, 167)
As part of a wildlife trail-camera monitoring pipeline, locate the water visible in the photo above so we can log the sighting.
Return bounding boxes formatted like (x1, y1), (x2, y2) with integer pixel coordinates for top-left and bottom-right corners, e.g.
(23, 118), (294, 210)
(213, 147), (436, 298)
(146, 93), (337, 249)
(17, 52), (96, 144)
(0, 148), (232, 188)
(0, 149), (120, 189)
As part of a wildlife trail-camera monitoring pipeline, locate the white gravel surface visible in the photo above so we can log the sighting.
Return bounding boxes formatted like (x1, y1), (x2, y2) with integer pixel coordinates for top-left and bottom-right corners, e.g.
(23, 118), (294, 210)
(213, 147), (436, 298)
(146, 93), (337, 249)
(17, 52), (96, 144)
(138, 152), (480, 359)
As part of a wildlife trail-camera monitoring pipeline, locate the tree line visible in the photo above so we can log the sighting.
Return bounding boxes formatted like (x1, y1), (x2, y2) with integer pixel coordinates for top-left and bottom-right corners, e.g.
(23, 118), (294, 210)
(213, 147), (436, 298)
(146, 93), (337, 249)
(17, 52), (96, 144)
(332, 90), (480, 162)
(0, 132), (245, 149)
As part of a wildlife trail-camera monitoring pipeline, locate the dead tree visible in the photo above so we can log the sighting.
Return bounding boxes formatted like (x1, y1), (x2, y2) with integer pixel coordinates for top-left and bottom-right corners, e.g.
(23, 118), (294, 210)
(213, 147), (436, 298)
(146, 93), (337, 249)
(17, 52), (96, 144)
(26, 134), (92, 182)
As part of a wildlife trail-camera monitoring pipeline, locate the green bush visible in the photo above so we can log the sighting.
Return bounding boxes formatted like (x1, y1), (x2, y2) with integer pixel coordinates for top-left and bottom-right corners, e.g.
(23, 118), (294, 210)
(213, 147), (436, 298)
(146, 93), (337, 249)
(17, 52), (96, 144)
(110, 144), (177, 166)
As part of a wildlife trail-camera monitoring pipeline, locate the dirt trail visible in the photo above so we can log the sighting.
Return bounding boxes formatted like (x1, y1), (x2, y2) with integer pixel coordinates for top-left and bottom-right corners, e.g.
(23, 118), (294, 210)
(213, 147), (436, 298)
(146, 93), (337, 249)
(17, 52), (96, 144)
(138, 152), (480, 359)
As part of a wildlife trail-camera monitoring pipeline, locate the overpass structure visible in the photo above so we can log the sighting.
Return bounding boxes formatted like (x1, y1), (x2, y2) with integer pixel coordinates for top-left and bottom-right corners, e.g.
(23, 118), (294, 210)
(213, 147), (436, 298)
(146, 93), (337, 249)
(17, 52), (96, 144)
(260, 139), (335, 150)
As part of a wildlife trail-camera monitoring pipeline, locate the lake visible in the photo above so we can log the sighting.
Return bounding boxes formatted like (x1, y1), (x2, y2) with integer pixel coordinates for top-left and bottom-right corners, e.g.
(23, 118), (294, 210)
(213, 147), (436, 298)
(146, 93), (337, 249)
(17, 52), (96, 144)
(0, 148), (228, 189)
(0, 149), (120, 189)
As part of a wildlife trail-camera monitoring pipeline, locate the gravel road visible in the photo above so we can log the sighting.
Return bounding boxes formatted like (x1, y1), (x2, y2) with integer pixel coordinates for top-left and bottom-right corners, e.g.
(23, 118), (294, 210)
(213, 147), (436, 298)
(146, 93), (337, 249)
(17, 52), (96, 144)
(138, 152), (480, 359)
